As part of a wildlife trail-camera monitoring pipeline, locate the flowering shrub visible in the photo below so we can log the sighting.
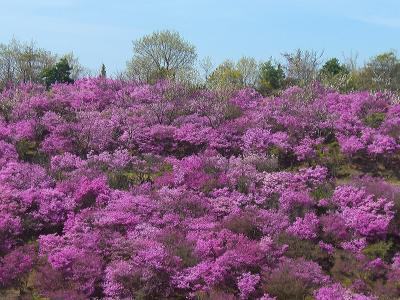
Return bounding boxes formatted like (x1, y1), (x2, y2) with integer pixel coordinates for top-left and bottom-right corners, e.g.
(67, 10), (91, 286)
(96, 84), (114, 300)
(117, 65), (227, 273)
(0, 79), (399, 299)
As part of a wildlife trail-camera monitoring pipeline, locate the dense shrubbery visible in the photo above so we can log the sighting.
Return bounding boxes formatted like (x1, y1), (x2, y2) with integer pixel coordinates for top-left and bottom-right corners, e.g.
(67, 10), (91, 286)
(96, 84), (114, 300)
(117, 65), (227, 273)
(0, 78), (399, 299)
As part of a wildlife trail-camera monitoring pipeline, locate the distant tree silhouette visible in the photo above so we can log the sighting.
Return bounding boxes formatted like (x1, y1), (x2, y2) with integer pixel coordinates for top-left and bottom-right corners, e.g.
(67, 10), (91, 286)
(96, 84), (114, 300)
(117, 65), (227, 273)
(100, 63), (107, 78)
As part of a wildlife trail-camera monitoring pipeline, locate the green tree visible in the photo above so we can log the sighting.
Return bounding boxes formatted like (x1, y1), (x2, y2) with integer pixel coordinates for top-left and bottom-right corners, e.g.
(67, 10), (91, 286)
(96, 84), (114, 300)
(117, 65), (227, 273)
(126, 30), (197, 83)
(40, 57), (73, 88)
(207, 60), (243, 90)
(205, 57), (259, 89)
(320, 58), (349, 77)
(319, 58), (352, 92)
(257, 60), (285, 95)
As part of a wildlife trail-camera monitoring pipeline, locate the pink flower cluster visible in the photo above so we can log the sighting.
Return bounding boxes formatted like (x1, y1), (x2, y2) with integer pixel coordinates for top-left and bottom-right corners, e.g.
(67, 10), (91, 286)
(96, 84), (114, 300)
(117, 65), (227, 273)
(0, 79), (399, 299)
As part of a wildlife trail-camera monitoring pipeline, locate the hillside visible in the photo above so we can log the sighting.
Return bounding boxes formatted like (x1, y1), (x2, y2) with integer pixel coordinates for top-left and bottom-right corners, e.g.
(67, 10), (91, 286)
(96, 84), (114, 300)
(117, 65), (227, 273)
(0, 78), (400, 299)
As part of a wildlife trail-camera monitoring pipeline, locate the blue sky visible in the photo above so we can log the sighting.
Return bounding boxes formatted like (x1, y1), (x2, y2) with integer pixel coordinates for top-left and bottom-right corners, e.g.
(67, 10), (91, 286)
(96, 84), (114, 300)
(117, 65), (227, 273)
(1, 0), (400, 75)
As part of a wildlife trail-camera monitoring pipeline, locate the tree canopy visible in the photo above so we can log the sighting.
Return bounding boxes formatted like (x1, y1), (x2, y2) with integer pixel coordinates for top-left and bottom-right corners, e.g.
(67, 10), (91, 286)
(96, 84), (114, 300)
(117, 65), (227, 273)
(126, 30), (197, 83)
(40, 57), (74, 88)
(258, 60), (285, 95)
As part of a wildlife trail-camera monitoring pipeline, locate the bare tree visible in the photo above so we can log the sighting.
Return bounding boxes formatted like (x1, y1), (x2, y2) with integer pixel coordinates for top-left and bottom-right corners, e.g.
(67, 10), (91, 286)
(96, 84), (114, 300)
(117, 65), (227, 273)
(236, 56), (259, 87)
(199, 56), (214, 82)
(0, 41), (18, 88)
(342, 51), (359, 72)
(282, 49), (323, 86)
(63, 52), (91, 79)
(126, 30), (197, 83)
(0, 39), (56, 89)
(366, 51), (400, 91)
(17, 42), (55, 83)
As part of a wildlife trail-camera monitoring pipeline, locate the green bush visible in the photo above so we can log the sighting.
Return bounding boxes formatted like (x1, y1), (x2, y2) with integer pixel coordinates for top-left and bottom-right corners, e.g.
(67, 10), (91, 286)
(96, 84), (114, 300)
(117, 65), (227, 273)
(363, 112), (386, 129)
(108, 170), (153, 190)
(161, 231), (199, 268)
(224, 104), (243, 120)
(277, 234), (333, 271)
(222, 211), (263, 240)
(236, 175), (251, 194)
(315, 141), (348, 178)
(16, 139), (48, 164)
(363, 241), (393, 261)
(263, 268), (315, 300)
(311, 183), (334, 201)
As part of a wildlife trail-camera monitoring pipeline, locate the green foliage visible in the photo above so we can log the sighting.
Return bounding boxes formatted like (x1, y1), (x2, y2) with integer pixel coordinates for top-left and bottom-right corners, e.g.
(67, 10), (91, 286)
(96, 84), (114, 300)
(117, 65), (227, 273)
(363, 112), (386, 128)
(108, 163), (173, 190)
(319, 58), (353, 92)
(223, 104), (242, 120)
(311, 183), (334, 201)
(316, 141), (348, 178)
(148, 67), (176, 83)
(277, 234), (334, 271)
(236, 175), (251, 194)
(126, 30), (197, 83)
(161, 231), (199, 268)
(320, 58), (349, 78)
(107, 170), (153, 190)
(257, 60), (285, 95)
(363, 241), (393, 261)
(208, 60), (243, 89)
(15, 139), (47, 164)
(40, 57), (73, 89)
(330, 251), (362, 287)
(0, 100), (14, 122)
(253, 156), (279, 172)
(263, 269), (314, 300)
(222, 211), (263, 240)
(330, 247), (400, 299)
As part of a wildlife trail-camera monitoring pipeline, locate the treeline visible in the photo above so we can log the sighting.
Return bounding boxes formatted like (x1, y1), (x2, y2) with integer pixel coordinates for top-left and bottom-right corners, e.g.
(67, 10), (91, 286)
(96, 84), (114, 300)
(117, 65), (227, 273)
(0, 39), (87, 90)
(1, 31), (400, 96)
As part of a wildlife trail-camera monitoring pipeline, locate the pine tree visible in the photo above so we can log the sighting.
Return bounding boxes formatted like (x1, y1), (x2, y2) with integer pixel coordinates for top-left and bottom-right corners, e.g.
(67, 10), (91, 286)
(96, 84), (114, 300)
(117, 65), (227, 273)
(100, 63), (106, 78)
(40, 57), (73, 89)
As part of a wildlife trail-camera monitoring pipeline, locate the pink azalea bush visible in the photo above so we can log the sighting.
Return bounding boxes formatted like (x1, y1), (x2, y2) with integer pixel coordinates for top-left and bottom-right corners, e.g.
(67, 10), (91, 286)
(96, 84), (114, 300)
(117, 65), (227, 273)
(0, 79), (399, 299)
